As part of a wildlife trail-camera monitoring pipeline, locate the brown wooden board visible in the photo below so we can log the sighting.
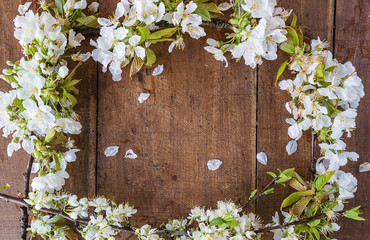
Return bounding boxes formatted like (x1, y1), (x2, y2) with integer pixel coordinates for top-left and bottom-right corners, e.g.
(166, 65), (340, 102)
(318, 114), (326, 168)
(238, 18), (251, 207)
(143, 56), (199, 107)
(0, 0), (369, 238)
(0, 1), (36, 238)
(332, 0), (370, 238)
(0, 0), (98, 238)
(97, 3), (256, 239)
(256, 0), (335, 222)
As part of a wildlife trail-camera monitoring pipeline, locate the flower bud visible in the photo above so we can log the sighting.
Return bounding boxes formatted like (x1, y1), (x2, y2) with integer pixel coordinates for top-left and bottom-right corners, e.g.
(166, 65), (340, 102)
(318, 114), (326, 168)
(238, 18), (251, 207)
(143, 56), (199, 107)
(6, 61), (14, 66)
(2, 69), (13, 75)
(34, 52), (43, 61)
(58, 66), (69, 78)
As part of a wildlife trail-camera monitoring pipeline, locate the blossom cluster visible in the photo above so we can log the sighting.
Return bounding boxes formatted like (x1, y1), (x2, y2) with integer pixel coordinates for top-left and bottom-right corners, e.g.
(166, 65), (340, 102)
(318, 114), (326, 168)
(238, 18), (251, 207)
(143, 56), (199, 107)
(279, 37), (364, 204)
(205, 0), (290, 68)
(0, 1), (95, 194)
(91, 0), (214, 81)
(26, 190), (137, 239)
(0, 1), (140, 239)
(135, 201), (263, 240)
(0, 1), (366, 240)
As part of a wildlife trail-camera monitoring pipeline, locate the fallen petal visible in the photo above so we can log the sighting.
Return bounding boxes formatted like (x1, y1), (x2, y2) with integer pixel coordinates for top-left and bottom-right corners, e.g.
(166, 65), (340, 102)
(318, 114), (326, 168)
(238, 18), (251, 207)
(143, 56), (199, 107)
(152, 64), (164, 76)
(256, 152), (268, 165)
(286, 141), (298, 155)
(104, 146), (119, 157)
(31, 163), (40, 173)
(125, 149), (138, 159)
(207, 159), (223, 171)
(138, 93), (151, 103)
(359, 162), (370, 173)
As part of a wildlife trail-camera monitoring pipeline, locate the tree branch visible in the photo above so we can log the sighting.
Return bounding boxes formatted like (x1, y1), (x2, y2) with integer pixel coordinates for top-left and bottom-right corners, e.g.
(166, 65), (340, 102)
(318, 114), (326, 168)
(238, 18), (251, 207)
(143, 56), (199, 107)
(243, 177), (279, 210)
(0, 193), (188, 236)
(20, 155), (34, 240)
(77, 18), (232, 35)
(310, 133), (317, 181)
(0, 193), (362, 238)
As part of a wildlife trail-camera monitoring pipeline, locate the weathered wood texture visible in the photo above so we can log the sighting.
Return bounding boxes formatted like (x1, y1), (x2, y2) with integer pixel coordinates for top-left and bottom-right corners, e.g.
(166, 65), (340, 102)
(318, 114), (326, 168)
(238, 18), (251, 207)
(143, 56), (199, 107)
(256, 0), (335, 223)
(0, 1), (36, 238)
(98, 3), (256, 239)
(0, 0), (368, 239)
(332, 0), (370, 238)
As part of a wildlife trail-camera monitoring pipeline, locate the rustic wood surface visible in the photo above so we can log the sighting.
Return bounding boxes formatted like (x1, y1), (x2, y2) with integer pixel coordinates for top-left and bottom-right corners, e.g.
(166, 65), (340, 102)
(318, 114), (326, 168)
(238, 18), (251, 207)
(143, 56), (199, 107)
(0, 0), (368, 239)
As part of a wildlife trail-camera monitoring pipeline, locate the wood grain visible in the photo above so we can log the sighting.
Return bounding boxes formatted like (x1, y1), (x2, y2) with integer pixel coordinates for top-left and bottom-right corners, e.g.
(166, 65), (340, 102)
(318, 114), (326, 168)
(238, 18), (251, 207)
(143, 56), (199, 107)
(0, 0), (368, 239)
(0, 1), (36, 238)
(256, 0), (335, 222)
(97, 3), (256, 239)
(332, 0), (370, 238)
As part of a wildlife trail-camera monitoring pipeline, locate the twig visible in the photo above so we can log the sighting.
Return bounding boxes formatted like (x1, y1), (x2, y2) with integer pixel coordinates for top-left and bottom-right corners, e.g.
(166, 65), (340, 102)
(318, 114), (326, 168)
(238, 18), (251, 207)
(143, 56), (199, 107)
(255, 212), (327, 234)
(0, 193), (363, 237)
(310, 133), (317, 181)
(77, 18), (232, 34)
(0, 193), (187, 236)
(243, 177), (279, 210)
(256, 206), (369, 234)
(20, 155), (34, 240)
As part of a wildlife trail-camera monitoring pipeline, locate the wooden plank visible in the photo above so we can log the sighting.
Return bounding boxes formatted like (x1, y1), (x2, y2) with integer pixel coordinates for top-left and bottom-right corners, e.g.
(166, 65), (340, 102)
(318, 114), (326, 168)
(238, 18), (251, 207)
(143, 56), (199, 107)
(97, 2), (256, 238)
(0, 0), (98, 237)
(62, 2), (98, 198)
(0, 1), (37, 238)
(256, 0), (335, 223)
(332, 0), (370, 238)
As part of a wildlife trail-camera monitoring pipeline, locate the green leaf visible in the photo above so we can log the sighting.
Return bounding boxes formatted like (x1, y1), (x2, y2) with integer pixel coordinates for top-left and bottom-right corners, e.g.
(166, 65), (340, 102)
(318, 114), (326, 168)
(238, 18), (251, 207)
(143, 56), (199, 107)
(315, 171), (335, 191)
(309, 219), (321, 227)
(65, 62), (82, 82)
(0, 184), (10, 190)
(138, 27), (150, 44)
(145, 48), (156, 66)
(287, 178), (306, 191)
(197, 2), (223, 14)
(286, 26), (299, 47)
(129, 55), (144, 78)
(194, 8), (212, 22)
(282, 168), (295, 176)
(28, 45), (38, 56)
(249, 189), (258, 199)
(291, 171), (307, 187)
(55, 0), (64, 15)
(267, 172), (277, 178)
(0, 74), (16, 84)
(344, 206), (366, 221)
(76, 16), (99, 28)
(66, 93), (77, 107)
(281, 192), (304, 210)
(325, 66), (337, 72)
(297, 28), (304, 48)
(13, 98), (24, 110)
(146, 38), (175, 44)
(63, 79), (81, 94)
(280, 44), (295, 55)
(299, 189), (315, 196)
(45, 127), (56, 143)
(315, 63), (325, 80)
(291, 196), (312, 216)
(210, 217), (224, 226)
(146, 27), (178, 41)
(291, 13), (297, 27)
(311, 227), (320, 240)
(306, 203), (319, 218)
(225, 219), (239, 227)
(275, 60), (288, 85)
(263, 188), (274, 195)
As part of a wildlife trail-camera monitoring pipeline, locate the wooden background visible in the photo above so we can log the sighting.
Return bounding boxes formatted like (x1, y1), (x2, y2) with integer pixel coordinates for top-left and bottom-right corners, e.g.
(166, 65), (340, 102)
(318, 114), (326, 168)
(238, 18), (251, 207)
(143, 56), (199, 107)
(0, 0), (368, 239)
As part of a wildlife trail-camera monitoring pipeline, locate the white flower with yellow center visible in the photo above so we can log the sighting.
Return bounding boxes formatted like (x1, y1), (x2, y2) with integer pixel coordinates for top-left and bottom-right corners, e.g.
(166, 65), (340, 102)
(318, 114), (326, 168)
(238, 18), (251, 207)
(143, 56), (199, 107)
(22, 99), (55, 136)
